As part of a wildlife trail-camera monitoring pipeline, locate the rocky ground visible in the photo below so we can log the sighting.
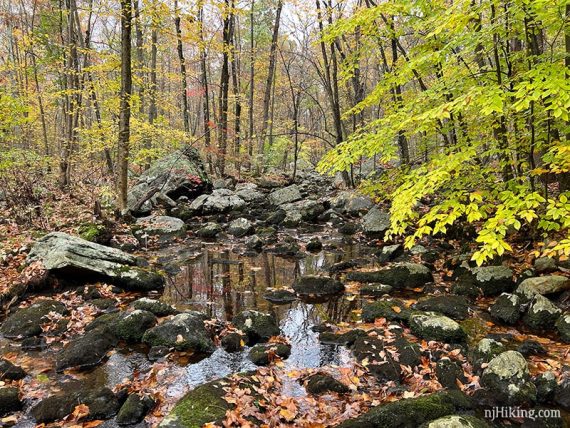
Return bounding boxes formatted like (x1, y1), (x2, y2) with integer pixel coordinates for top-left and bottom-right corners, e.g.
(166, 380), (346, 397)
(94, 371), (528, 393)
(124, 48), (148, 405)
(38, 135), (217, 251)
(1, 149), (570, 427)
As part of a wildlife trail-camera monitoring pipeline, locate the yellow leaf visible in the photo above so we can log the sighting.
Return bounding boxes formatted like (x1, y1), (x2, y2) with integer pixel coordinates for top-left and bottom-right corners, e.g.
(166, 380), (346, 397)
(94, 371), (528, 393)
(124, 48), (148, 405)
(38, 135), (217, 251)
(392, 306), (402, 313)
(279, 408), (296, 422)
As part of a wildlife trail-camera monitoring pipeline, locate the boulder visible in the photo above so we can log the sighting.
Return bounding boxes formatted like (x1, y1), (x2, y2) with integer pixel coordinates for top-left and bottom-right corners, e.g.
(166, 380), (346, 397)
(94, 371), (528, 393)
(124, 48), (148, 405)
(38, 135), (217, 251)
(361, 207), (390, 237)
(26, 232), (164, 291)
(56, 326), (118, 371)
(376, 244), (404, 263)
(0, 359), (26, 381)
(282, 199), (325, 223)
(31, 392), (78, 423)
(346, 263), (432, 288)
(533, 371), (558, 403)
(134, 215), (186, 242)
(517, 340), (547, 357)
(142, 312), (214, 353)
(522, 295), (561, 330)
(189, 189), (246, 214)
(220, 332), (244, 353)
(556, 313), (570, 342)
(414, 295), (469, 320)
(249, 342), (291, 365)
(455, 266), (514, 296)
(133, 297), (178, 317)
(362, 299), (411, 323)
(319, 329), (367, 347)
(470, 338), (505, 369)
(305, 373), (349, 394)
(227, 217), (254, 237)
(292, 275), (345, 297)
(235, 183), (265, 203)
(268, 185), (302, 206)
(489, 293), (522, 324)
(115, 310), (157, 342)
(81, 387), (120, 420)
(0, 299), (67, 338)
(0, 387), (21, 417)
(435, 358), (466, 390)
(481, 351), (536, 405)
(196, 222), (222, 239)
(409, 312), (466, 343)
(117, 394), (155, 425)
(516, 275), (570, 301)
(127, 147), (210, 215)
(233, 310), (280, 344)
(554, 377), (570, 410)
(534, 257), (558, 274)
(423, 415), (490, 428)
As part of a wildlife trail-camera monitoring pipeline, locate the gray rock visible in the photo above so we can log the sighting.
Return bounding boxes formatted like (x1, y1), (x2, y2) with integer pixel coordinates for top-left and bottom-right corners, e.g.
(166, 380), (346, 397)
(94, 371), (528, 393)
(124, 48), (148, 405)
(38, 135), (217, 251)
(233, 310), (280, 344)
(346, 262), (432, 288)
(556, 312), (570, 342)
(362, 207), (390, 237)
(31, 392), (78, 422)
(196, 222), (222, 239)
(481, 351), (536, 405)
(435, 358), (466, 390)
(235, 185), (265, 203)
(115, 310), (157, 342)
(134, 215), (186, 242)
(268, 185), (302, 205)
(414, 295), (470, 320)
(0, 387), (21, 417)
(142, 312), (214, 353)
(189, 189), (246, 214)
(0, 299), (67, 338)
(127, 148), (209, 215)
(344, 195), (374, 216)
(523, 295), (561, 330)
(362, 298), (411, 323)
(456, 265), (514, 296)
(533, 371), (558, 403)
(376, 244), (404, 262)
(516, 276), (570, 301)
(489, 293), (522, 324)
(534, 257), (558, 274)
(305, 373), (349, 394)
(263, 289), (296, 304)
(471, 338), (505, 368)
(56, 326), (118, 371)
(409, 312), (466, 343)
(0, 359), (26, 381)
(227, 217), (254, 237)
(26, 232), (164, 291)
(117, 394), (155, 425)
(245, 235), (263, 251)
(133, 297), (177, 316)
(292, 275), (344, 297)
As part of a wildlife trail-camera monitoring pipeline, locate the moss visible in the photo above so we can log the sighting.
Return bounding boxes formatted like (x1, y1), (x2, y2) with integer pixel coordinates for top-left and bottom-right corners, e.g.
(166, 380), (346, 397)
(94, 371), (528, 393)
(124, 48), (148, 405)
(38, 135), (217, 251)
(362, 299), (411, 323)
(78, 223), (105, 242)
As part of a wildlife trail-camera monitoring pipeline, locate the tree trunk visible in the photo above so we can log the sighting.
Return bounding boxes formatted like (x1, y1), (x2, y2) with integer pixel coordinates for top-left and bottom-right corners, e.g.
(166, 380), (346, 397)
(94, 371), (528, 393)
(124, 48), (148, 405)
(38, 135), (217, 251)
(217, 0), (232, 176)
(230, 11), (242, 175)
(198, 4), (213, 173)
(174, 0), (190, 133)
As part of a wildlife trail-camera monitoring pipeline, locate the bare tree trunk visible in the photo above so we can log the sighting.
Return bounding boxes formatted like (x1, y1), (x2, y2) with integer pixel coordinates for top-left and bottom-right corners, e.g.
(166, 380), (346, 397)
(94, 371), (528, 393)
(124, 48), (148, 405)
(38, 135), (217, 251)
(217, 0), (232, 176)
(230, 12), (242, 175)
(174, 0), (190, 133)
(247, 0), (255, 170)
(117, 0), (132, 213)
(198, 3), (213, 173)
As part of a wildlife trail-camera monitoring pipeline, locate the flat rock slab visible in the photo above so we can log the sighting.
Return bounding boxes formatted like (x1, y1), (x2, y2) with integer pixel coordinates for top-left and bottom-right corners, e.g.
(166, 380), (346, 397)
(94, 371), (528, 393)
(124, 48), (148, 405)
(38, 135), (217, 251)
(268, 185), (302, 205)
(516, 275), (570, 300)
(27, 232), (164, 291)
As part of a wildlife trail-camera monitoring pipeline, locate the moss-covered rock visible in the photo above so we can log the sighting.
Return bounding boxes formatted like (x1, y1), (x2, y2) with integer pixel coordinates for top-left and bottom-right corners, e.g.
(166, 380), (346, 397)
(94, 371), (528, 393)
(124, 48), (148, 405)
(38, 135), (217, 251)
(56, 326), (118, 371)
(435, 358), (466, 390)
(233, 310), (280, 344)
(305, 373), (349, 395)
(249, 343), (291, 365)
(196, 222), (222, 239)
(142, 312), (214, 353)
(221, 332), (245, 352)
(117, 394), (155, 425)
(0, 387), (21, 417)
(158, 380), (230, 428)
(470, 338), (505, 369)
(556, 312), (570, 343)
(0, 359), (26, 381)
(359, 283), (393, 297)
(338, 391), (473, 428)
(533, 371), (558, 403)
(481, 350), (536, 405)
(133, 297), (178, 316)
(409, 312), (466, 343)
(0, 299), (68, 338)
(115, 310), (157, 342)
(319, 329), (367, 346)
(292, 275), (345, 297)
(263, 289), (297, 304)
(454, 265), (514, 296)
(522, 295), (561, 331)
(362, 298), (411, 323)
(414, 295), (469, 320)
(346, 263), (432, 288)
(78, 222), (109, 243)
(489, 293), (522, 324)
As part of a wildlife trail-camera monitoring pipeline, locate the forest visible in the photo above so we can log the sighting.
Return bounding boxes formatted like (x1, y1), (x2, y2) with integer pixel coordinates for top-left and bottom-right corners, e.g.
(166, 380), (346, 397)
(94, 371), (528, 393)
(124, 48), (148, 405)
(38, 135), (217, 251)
(1, 0), (570, 426)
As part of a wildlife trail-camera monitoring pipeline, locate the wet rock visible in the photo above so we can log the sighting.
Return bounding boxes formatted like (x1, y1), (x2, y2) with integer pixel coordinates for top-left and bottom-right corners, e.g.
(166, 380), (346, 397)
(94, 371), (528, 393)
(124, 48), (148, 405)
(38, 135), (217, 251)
(410, 312), (466, 343)
(117, 394), (155, 425)
(82, 387), (120, 420)
(0, 359), (26, 381)
(116, 310), (157, 342)
(56, 326), (118, 371)
(76, 284), (102, 300)
(352, 336), (402, 382)
(422, 415), (490, 428)
(26, 232), (164, 291)
(319, 329), (367, 347)
(159, 380), (230, 428)
(522, 295), (561, 330)
(533, 371), (557, 403)
(338, 390), (473, 428)
(21, 336), (47, 351)
(148, 346), (170, 361)
(360, 283), (393, 297)
(362, 298), (410, 323)
(127, 147), (209, 215)
(134, 215), (186, 242)
(233, 310), (280, 344)
(305, 373), (349, 394)
(489, 293), (522, 324)
(86, 312), (122, 332)
(376, 244), (404, 263)
(0, 299), (67, 338)
(263, 289), (296, 304)
(306, 237), (323, 252)
(0, 387), (21, 417)
(455, 265), (514, 296)
(189, 189), (246, 214)
(292, 275), (344, 297)
(471, 338), (505, 370)
(534, 257), (558, 274)
(556, 312), (570, 342)
(265, 209), (286, 225)
(133, 297), (177, 317)
(554, 377), (570, 410)
(227, 217), (254, 237)
(481, 350), (536, 405)
(235, 183), (265, 203)
(196, 222), (222, 239)
(31, 392), (78, 422)
(517, 340), (547, 357)
(338, 222), (359, 235)
(283, 199), (325, 223)
(435, 358), (466, 390)
(245, 235), (263, 252)
(268, 185), (302, 206)
(346, 262), (432, 288)
(90, 298), (117, 311)
(516, 275), (570, 301)
(220, 332), (244, 353)
(361, 207), (390, 237)
(414, 295), (469, 320)
(142, 312), (214, 353)
(249, 342), (291, 365)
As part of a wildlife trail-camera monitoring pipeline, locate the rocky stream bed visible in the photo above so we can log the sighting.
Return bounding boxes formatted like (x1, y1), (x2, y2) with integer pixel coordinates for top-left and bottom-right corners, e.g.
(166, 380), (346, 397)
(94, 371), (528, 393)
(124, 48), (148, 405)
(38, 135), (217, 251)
(2, 150), (570, 427)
